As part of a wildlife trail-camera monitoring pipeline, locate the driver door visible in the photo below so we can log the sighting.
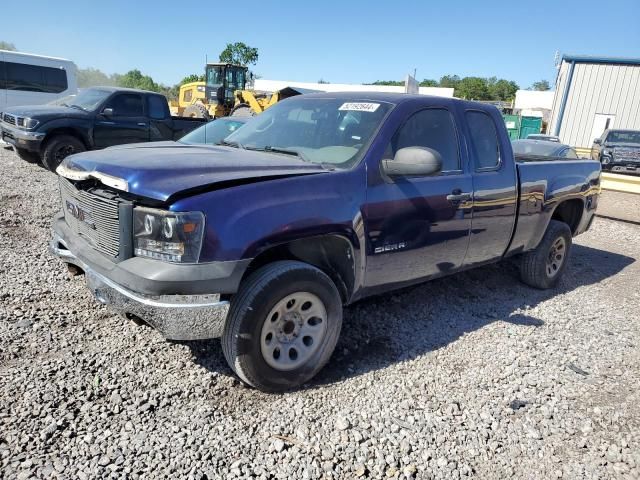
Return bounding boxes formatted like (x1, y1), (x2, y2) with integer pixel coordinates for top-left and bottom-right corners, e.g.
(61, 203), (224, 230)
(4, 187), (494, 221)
(93, 93), (149, 148)
(363, 107), (473, 289)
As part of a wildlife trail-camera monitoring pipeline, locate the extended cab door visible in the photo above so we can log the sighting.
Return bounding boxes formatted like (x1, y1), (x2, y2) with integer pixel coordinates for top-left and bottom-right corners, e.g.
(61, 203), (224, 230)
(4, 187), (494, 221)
(93, 92), (149, 148)
(147, 94), (175, 141)
(363, 106), (473, 288)
(462, 108), (518, 267)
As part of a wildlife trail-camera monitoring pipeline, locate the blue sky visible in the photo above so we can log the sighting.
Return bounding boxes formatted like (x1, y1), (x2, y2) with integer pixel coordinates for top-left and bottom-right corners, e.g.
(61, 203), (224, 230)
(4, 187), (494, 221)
(3, 0), (639, 89)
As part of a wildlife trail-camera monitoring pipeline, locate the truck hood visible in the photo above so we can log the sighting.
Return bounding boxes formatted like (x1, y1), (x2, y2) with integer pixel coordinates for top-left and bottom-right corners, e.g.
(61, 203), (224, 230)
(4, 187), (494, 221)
(60, 142), (330, 202)
(3, 104), (90, 122)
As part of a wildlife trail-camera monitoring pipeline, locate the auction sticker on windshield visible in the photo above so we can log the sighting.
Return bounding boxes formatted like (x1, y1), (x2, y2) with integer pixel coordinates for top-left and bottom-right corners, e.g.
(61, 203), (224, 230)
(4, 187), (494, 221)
(339, 103), (380, 112)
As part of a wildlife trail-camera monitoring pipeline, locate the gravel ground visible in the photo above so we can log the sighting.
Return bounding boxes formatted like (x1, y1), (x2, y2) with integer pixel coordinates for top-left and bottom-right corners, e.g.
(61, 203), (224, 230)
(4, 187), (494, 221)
(1, 147), (639, 480)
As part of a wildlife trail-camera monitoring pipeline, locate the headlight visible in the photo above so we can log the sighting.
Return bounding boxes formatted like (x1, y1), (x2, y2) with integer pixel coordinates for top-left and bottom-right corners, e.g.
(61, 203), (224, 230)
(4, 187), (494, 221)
(16, 117), (39, 129)
(133, 208), (205, 263)
(24, 118), (39, 129)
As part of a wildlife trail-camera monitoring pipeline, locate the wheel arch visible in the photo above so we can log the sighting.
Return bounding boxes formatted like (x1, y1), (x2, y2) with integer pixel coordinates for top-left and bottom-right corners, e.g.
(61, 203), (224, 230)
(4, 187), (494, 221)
(43, 127), (90, 151)
(550, 198), (584, 235)
(240, 235), (358, 304)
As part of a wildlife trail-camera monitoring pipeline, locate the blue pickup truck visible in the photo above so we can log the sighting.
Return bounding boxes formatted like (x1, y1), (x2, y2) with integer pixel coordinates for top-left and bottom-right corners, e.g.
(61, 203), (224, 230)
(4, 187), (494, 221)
(50, 93), (601, 391)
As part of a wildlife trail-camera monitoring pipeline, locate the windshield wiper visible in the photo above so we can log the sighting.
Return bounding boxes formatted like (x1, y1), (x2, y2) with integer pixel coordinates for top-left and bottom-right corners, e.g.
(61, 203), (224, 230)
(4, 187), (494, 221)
(246, 145), (309, 161)
(216, 139), (245, 149)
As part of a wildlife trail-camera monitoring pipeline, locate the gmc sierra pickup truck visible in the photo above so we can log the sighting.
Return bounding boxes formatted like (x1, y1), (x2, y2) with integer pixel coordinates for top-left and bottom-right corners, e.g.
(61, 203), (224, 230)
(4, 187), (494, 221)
(49, 93), (601, 391)
(1, 87), (205, 171)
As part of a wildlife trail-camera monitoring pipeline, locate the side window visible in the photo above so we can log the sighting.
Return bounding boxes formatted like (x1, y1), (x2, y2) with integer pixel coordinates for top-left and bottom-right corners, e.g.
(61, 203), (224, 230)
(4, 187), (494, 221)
(0, 61), (5, 89)
(183, 89), (192, 102)
(387, 108), (460, 172)
(466, 110), (500, 170)
(563, 148), (578, 159)
(43, 68), (68, 93)
(4, 62), (68, 93)
(147, 95), (168, 120)
(107, 94), (144, 117)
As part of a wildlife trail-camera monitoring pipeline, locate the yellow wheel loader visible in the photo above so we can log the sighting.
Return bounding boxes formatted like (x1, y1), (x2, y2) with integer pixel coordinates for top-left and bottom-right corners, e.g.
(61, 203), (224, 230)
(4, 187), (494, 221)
(171, 63), (308, 119)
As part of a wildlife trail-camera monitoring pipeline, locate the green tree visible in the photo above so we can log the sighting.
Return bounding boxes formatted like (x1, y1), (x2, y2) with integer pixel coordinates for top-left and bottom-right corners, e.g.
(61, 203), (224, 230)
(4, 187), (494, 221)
(531, 79), (550, 91)
(77, 67), (117, 88)
(438, 75), (461, 89)
(117, 69), (158, 92)
(317, 78), (330, 84)
(419, 79), (438, 87)
(456, 77), (490, 100)
(181, 74), (205, 84)
(368, 80), (404, 86)
(0, 41), (16, 51)
(219, 42), (259, 66)
(490, 79), (519, 101)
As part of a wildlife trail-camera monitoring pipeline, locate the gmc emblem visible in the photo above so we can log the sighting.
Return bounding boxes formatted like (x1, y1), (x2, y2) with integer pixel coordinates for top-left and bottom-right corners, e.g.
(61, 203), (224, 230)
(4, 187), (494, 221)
(66, 200), (96, 229)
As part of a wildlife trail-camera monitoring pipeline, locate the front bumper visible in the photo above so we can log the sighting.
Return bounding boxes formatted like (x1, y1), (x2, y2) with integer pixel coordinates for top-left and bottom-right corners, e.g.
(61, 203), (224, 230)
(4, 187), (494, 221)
(49, 234), (231, 340)
(0, 122), (45, 152)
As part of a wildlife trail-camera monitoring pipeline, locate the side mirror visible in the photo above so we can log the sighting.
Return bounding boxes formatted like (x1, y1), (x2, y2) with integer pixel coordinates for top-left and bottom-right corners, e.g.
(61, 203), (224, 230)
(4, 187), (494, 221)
(593, 138), (602, 145)
(102, 107), (114, 116)
(382, 147), (443, 177)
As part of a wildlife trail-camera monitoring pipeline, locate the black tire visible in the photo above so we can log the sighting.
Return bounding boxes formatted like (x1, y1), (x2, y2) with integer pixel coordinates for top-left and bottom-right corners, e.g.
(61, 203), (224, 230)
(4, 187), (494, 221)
(222, 261), (343, 392)
(520, 220), (572, 289)
(14, 148), (40, 164)
(230, 103), (255, 117)
(183, 103), (211, 120)
(42, 135), (85, 173)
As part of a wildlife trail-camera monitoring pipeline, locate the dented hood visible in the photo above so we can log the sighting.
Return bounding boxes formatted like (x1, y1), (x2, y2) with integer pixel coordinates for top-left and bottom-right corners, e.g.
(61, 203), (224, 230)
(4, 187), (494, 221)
(59, 142), (329, 202)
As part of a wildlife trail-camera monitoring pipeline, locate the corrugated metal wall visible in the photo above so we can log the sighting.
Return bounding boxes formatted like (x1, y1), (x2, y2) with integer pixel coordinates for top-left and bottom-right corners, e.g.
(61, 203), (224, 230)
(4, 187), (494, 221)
(550, 61), (640, 148)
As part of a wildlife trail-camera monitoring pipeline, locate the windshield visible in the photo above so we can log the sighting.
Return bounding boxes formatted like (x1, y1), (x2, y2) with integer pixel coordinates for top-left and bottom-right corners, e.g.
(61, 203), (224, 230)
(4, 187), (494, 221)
(225, 97), (393, 167)
(179, 118), (246, 145)
(206, 66), (224, 87)
(65, 88), (112, 111)
(47, 94), (76, 106)
(607, 131), (640, 144)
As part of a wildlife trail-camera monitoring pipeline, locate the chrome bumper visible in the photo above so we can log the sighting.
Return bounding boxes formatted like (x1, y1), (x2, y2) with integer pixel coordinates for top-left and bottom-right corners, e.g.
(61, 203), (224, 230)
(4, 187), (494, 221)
(49, 235), (230, 340)
(0, 122), (46, 141)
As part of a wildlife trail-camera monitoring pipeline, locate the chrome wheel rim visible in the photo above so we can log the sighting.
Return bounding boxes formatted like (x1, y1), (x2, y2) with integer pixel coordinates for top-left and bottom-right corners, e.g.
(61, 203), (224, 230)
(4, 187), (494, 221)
(260, 291), (327, 371)
(546, 237), (566, 278)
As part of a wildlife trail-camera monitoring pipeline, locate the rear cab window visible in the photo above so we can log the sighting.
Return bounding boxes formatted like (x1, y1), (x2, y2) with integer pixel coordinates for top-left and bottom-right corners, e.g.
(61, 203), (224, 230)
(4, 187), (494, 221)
(466, 110), (501, 170)
(147, 95), (169, 120)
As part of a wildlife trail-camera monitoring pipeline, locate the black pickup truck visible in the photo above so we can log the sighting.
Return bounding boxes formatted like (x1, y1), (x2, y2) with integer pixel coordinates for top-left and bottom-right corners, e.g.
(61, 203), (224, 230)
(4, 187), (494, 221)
(0, 87), (205, 171)
(50, 93), (601, 391)
(591, 129), (640, 174)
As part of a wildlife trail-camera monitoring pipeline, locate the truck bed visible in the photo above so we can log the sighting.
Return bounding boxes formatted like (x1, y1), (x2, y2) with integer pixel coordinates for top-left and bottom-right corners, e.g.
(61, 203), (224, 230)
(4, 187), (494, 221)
(508, 159), (601, 256)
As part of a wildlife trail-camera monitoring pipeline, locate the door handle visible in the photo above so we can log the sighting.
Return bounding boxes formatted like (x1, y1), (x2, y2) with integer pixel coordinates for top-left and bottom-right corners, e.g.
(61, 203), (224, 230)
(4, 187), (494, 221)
(446, 189), (472, 202)
(137, 122), (147, 127)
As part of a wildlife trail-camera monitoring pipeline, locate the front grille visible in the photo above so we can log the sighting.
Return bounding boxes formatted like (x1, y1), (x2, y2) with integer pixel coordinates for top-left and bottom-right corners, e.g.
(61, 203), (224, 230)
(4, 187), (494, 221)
(614, 147), (640, 163)
(3, 113), (16, 125)
(59, 178), (120, 257)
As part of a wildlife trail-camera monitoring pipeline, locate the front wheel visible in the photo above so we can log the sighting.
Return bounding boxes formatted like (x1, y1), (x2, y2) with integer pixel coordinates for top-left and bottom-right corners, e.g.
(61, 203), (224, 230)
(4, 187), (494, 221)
(42, 135), (85, 172)
(520, 220), (572, 289)
(222, 261), (343, 392)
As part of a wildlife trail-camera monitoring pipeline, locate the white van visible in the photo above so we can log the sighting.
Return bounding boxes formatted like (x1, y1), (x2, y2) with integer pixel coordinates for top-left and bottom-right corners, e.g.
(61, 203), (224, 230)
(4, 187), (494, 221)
(0, 50), (77, 112)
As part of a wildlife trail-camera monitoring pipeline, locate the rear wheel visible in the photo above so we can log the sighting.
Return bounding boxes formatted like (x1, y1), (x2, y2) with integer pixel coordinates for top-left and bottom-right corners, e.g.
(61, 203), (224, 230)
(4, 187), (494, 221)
(183, 103), (211, 120)
(15, 148), (40, 164)
(42, 135), (85, 173)
(520, 220), (572, 289)
(222, 261), (342, 392)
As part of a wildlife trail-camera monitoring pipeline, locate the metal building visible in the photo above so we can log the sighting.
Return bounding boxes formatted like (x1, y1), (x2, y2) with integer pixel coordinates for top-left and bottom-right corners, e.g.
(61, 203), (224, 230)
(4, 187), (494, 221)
(549, 55), (640, 151)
